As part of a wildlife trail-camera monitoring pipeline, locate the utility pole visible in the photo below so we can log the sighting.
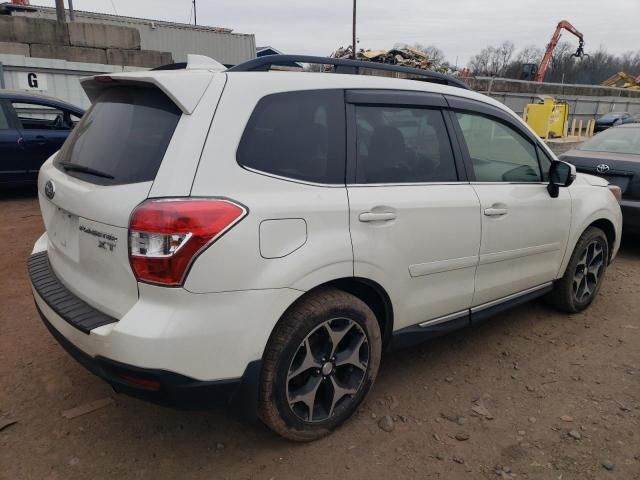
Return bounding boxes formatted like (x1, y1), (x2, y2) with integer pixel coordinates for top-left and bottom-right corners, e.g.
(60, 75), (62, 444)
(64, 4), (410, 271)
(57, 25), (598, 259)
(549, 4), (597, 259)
(352, 0), (356, 59)
(193, 0), (197, 25)
(54, 0), (68, 44)
(68, 0), (75, 21)
(54, 0), (66, 25)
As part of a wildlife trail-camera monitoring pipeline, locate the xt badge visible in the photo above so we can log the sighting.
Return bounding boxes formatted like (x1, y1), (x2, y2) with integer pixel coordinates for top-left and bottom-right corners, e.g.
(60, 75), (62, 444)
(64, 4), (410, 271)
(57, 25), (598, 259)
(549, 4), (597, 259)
(98, 240), (116, 252)
(79, 225), (118, 252)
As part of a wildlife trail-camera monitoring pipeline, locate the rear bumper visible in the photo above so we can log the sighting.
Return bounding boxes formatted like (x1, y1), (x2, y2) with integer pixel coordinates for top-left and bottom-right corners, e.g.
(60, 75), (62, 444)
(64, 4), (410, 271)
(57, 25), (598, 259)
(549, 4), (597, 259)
(35, 300), (260, 414)
(28, 246), (301, 416)
(621, 199), (640, 233)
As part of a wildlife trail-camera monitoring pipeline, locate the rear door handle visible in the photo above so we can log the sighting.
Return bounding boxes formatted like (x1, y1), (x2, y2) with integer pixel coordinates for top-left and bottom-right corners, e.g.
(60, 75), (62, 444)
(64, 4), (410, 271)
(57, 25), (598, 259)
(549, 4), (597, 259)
(359, 211), (397, 222)
(484, 208), (507, 217)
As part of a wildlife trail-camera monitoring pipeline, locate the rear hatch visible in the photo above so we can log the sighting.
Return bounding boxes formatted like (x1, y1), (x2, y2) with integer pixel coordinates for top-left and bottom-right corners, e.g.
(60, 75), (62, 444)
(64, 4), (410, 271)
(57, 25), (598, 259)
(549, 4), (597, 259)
(37, 70), (219, 318)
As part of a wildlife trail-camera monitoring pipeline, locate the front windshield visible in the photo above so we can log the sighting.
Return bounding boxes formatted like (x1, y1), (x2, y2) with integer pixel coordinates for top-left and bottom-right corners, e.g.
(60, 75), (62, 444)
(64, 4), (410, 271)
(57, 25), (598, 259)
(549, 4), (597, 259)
(578, 127), (640, 156)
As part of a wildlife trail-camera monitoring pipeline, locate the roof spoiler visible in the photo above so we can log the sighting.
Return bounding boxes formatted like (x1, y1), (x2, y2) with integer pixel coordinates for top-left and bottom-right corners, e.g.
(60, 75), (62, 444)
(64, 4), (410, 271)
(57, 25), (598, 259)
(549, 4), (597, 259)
(80, 55), (223, 114)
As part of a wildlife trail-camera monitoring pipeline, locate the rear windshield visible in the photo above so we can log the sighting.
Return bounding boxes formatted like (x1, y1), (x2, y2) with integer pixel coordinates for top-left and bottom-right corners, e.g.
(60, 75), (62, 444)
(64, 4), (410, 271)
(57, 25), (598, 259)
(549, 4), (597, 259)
(577, 127), (640, 156)
(54, 86), (181, 185)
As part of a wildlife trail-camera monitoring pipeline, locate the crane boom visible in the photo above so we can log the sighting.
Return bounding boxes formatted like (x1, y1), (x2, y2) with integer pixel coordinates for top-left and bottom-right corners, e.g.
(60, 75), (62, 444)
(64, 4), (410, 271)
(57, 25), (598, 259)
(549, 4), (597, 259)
(534, 20), (586, 82)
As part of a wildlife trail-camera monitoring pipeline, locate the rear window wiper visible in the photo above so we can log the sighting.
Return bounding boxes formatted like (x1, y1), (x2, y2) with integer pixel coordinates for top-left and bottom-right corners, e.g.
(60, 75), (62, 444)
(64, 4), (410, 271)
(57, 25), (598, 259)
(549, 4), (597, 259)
(58, 161), (115, 179)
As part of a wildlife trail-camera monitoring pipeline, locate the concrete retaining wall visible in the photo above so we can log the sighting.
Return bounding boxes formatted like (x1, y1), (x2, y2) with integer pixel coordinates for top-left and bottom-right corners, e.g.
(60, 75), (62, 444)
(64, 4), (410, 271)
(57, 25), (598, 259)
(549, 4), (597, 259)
(68, 21), (140, 50)
(0, 41), (29, 56)
(464, 77), (640, 99)
(0, 16), (171, 68)
(12, 6), (256, 65)
(0, 16), (63, 44)
(465, 77), (640, 125)
(30, 44), (107, 65)
(105, 48), (172, 68)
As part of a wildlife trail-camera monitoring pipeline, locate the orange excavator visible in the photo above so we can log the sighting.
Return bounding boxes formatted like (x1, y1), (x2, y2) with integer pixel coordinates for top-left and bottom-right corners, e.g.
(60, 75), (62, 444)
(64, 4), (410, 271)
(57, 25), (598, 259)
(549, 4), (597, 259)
(521, 20), (588, 82)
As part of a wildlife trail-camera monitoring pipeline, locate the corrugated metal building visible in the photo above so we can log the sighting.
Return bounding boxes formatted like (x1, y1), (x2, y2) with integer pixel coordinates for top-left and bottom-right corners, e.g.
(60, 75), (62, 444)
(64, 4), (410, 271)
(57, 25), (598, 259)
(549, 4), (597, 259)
(5, 3), (256, 65)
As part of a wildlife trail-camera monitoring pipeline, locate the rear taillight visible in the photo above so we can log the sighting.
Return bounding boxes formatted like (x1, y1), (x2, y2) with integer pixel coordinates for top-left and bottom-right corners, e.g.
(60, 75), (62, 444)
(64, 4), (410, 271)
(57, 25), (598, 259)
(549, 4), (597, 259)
(608, 185), (622, 204)
(129, 198), (246, 286)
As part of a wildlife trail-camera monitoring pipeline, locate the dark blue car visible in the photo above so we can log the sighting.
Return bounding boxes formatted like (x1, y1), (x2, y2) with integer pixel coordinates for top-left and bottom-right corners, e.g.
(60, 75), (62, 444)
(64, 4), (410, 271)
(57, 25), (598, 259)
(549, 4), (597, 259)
(594, 111), (636, 132)
(0, 91), (84, 186)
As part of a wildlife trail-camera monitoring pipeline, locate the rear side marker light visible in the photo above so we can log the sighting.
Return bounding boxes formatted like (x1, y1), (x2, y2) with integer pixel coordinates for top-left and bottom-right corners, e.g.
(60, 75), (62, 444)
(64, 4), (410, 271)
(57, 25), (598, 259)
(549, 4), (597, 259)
(129, 198), (247, 286)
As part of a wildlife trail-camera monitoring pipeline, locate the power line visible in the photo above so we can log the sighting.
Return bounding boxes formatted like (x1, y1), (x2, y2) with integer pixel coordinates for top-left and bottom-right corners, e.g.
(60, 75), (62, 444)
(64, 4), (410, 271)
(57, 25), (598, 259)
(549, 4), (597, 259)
(107, 0), (118, 16)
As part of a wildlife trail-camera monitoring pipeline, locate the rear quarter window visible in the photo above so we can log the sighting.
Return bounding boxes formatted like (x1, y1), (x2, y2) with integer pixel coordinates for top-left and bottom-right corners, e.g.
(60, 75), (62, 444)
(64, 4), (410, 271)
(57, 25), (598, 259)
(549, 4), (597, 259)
(54, 86), (181, 186)
(237, 90), (346, 184)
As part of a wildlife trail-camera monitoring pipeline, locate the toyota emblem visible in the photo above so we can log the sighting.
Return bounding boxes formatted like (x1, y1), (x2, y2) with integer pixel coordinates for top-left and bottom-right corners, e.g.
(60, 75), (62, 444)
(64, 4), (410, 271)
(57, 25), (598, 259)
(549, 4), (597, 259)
(596, 164), (610, 174)
(44, 180), (55, 200)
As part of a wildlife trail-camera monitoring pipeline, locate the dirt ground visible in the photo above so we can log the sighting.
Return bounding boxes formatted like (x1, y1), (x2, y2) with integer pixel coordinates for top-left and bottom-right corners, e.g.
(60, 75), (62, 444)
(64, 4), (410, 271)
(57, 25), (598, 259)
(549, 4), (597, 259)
(1, 185), (639, 480)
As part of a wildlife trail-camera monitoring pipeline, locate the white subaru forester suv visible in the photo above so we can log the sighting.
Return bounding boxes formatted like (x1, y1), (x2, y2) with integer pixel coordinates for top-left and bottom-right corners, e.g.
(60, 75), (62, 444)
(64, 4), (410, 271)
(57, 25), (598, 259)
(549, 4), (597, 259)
(29, 54), (622, 441)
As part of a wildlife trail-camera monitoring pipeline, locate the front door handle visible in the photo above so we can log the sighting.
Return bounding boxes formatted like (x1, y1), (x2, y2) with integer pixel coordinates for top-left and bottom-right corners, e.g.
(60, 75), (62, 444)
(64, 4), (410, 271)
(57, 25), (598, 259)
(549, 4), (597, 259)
(484, 208), (507, 217)
(359, 211), (397, 222)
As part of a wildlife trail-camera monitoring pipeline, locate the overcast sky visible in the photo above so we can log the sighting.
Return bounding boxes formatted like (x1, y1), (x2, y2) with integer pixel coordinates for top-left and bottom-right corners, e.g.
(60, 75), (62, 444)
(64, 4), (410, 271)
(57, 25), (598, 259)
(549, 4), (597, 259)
(39, 0), (639, 66)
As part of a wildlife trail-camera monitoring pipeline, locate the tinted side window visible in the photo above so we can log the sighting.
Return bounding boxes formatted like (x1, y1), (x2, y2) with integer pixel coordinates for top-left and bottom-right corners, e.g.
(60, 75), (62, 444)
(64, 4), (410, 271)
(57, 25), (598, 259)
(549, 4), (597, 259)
(0, 103), (8, 129)
(354, 106), (457, 184)
(54, 86), (181, 186)
(237, 90), (345, 184)
(456, 112), (541, 182)
(11, 102), (77, 130)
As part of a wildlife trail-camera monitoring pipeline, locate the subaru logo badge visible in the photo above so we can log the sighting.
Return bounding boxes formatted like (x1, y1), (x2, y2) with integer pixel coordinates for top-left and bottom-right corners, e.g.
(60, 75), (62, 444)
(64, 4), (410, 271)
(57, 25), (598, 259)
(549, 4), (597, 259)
(596, 164), (610, 174)
(44, 180), (55, 200)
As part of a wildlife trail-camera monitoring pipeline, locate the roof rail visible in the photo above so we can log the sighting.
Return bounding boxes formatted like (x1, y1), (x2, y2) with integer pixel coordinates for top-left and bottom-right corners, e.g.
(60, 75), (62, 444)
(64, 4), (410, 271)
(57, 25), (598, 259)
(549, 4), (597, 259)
(152, 55), (229, 71)
(226, 54), (469, 90)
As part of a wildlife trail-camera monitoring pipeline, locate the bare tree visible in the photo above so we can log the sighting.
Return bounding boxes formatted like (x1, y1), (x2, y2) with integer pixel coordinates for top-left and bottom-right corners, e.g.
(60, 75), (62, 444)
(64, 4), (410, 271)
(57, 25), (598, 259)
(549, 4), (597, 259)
(517, 45), (543, 64)
(469, 41), (514, 76)
(495, 41), (515, 75)
(415, 44), (446, 64)
(469, 40), (640, 84)
(469, 47), (492, 75)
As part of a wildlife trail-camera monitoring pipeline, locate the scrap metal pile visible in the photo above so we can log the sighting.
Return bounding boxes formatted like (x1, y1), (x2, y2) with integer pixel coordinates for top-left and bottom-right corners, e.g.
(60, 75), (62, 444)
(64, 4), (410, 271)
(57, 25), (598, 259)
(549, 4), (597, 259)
(601, 71), (640, 90)
(330, 46), (452, 74)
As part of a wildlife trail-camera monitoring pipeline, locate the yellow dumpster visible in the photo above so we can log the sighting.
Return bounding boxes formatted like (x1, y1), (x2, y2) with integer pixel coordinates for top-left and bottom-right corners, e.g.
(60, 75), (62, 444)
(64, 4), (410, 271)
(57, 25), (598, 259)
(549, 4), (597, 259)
(523, 97), (569, 139)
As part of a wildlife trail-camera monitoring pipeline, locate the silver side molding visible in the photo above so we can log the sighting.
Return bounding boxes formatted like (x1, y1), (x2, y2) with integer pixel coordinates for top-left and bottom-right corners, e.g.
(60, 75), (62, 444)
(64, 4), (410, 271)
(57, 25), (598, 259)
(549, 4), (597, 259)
(471, 282), (554, 313)
(417, 282), (554, 329)
(419, 310), (468, 328)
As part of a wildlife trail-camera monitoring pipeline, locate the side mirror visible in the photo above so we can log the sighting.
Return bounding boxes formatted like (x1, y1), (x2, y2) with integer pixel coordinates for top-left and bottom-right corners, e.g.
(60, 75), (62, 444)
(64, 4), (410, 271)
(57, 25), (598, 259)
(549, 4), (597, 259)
(547, 160), (576, 198)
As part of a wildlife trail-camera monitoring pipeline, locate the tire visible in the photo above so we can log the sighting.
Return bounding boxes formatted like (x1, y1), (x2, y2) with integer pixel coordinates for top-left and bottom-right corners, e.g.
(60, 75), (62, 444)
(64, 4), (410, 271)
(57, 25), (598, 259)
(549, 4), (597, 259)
(258, 287), (382, 441)
(548, 226), (609, 313)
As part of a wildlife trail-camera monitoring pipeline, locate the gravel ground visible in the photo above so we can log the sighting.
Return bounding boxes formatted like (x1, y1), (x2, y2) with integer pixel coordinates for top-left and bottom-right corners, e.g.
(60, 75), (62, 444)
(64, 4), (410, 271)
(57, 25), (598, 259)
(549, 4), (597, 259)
(1, 187), (638, 480)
